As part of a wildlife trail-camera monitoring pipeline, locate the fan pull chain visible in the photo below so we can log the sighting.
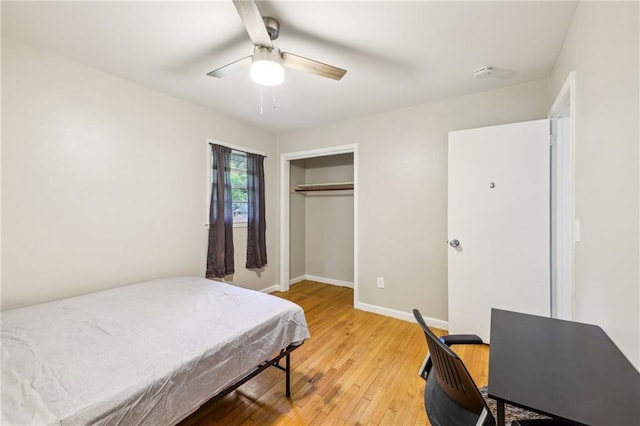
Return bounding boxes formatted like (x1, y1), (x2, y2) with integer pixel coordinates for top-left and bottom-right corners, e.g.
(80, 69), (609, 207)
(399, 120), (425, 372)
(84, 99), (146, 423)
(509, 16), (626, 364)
(259, 87), (264, 115)
(258, 87), (278, 114)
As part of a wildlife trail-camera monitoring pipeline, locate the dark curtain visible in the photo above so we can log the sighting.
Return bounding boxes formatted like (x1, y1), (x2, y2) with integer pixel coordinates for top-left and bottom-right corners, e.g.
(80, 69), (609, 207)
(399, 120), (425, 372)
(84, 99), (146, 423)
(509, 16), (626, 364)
(206, 144), (234, 278)
(245, 152), (267, 269)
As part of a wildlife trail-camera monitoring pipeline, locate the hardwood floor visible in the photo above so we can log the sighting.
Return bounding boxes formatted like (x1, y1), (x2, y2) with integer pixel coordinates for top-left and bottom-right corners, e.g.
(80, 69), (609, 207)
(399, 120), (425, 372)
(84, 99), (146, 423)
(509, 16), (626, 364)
(180, 281), (489, 425)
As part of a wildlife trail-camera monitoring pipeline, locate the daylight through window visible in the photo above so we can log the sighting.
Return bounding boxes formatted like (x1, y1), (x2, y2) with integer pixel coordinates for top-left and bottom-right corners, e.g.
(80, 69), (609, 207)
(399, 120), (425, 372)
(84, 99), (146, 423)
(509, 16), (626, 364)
(230, 150), (248, 224)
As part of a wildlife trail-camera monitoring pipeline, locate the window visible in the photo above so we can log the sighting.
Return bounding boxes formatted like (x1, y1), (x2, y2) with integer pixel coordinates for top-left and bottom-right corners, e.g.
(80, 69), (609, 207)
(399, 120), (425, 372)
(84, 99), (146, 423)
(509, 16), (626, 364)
(230, 150), (248, 224)
(206, 142), (267, 275)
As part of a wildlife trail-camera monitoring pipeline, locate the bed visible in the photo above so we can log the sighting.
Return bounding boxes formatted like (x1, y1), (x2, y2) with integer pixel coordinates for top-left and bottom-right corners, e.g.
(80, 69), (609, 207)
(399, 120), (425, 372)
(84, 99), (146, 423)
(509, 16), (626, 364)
(1, 276), (310, 425)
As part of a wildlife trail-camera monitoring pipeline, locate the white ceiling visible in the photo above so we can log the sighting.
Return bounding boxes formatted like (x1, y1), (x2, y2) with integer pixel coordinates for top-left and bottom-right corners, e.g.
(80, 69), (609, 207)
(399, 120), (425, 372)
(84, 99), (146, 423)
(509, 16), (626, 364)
(2, 1), (577, 131)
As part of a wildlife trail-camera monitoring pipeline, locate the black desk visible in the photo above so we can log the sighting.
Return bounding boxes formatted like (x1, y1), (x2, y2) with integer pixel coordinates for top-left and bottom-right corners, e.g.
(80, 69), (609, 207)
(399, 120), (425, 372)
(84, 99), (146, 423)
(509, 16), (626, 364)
(488, 309), (640, 426)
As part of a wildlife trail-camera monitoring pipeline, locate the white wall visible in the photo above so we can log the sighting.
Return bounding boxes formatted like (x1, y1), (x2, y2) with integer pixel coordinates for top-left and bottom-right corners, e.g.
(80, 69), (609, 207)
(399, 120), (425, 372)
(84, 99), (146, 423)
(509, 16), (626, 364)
(304, 155), (354, 284)
(1, 39), (278, 310)
(278, 78), (551, 323)
(550, 2), (639, 368)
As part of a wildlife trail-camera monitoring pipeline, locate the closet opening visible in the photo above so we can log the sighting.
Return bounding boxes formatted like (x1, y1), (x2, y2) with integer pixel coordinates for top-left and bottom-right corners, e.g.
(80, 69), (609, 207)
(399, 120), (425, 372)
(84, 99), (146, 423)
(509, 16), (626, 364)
(280, 145), (358, 306)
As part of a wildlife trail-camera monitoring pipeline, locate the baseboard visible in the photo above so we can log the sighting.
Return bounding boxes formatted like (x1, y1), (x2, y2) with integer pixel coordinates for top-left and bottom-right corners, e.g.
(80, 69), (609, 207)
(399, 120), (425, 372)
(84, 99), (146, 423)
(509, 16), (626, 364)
(288, 274), (353, 288)
(289, 275), (306, 286)
(355, 301), (449, 330)
(304, 274), (354, 288)
(260, 284), (281, 294)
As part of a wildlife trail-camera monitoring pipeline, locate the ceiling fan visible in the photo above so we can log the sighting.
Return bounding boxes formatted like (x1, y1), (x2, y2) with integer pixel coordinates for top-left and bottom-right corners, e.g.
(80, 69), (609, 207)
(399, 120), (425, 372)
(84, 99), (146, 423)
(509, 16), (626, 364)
(207, 0), (347, 86)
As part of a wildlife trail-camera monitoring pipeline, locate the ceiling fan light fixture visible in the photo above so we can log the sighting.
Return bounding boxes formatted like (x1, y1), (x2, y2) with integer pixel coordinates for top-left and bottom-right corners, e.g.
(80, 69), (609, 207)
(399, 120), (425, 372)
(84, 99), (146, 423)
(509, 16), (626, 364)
(251, 46), (284, 86)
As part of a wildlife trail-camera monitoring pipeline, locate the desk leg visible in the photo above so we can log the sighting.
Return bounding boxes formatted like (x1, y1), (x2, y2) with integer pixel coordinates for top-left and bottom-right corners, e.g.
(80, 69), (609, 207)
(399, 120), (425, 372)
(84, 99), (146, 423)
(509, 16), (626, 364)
(496, 401), (506, 426)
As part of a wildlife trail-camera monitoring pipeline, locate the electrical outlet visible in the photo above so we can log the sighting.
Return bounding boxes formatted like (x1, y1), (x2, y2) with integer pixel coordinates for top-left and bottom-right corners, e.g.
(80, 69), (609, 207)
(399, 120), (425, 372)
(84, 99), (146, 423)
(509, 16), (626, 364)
(377, 277), (384, 289)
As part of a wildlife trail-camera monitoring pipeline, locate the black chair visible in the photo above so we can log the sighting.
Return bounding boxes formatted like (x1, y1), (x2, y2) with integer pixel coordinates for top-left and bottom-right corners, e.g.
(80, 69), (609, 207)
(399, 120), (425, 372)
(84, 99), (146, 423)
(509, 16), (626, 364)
(413, 309), (560, 426)
(413, 309), (493, 425)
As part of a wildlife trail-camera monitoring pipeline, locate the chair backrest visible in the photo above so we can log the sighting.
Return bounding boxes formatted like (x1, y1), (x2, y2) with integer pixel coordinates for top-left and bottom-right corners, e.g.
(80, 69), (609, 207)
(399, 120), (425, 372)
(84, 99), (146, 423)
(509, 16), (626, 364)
(413, 309), (494, 426)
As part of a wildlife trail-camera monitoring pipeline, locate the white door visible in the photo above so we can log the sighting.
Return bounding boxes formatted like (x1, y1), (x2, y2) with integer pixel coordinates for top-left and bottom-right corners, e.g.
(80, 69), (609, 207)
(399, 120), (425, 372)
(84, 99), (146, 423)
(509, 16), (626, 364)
(448, 119), (550, 342)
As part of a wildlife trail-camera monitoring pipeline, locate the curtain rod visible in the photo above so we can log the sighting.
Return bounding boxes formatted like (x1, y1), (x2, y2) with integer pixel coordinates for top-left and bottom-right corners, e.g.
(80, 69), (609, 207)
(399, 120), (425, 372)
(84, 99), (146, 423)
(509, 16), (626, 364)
(207, 140), (267, 158)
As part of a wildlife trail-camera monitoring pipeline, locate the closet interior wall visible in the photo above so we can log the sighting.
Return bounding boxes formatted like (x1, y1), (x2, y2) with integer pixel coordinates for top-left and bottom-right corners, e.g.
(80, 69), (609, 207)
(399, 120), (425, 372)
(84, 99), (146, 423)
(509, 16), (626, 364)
(289, 154), (354, 287)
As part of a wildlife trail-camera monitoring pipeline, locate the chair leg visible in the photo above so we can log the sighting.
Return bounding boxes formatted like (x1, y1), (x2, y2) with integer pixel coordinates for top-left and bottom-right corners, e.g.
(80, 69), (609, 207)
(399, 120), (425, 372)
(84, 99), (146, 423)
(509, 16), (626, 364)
(475, 407), (491, 426)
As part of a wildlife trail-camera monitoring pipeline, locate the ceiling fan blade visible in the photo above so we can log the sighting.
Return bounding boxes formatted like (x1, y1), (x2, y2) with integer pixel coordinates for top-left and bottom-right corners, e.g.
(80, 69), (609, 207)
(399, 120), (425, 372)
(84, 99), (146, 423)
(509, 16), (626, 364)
(207, 55), (252, 78)
(282, 52), (347, 81)
(232, 0), (273, 48)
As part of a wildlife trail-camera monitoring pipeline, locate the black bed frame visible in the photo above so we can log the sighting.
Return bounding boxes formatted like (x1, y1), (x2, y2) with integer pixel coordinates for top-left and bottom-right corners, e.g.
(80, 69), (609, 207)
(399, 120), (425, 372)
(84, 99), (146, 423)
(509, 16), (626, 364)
(208, 342), (303, 404)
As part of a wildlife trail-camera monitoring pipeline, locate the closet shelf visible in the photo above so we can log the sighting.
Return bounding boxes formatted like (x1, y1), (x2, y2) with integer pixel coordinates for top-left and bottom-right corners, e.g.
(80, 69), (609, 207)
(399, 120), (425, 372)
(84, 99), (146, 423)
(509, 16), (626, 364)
(294, 182), (354, 192)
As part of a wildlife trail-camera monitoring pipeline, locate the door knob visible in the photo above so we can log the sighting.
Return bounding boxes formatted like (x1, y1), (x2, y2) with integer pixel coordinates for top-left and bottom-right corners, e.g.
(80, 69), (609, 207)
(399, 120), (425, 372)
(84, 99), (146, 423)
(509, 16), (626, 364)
(449, 239), (460, 248)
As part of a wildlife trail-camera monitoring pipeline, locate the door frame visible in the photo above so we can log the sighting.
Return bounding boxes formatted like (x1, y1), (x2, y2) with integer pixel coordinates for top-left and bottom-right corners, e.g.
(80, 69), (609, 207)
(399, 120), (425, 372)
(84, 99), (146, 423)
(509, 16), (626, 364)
(279, 144), (359, 304)
(548, 71), (576, 320)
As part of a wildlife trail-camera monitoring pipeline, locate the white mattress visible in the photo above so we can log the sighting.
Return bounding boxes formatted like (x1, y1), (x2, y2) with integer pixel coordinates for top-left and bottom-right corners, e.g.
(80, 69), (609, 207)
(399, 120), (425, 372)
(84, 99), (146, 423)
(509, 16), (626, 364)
(1, 276), (310, 425)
